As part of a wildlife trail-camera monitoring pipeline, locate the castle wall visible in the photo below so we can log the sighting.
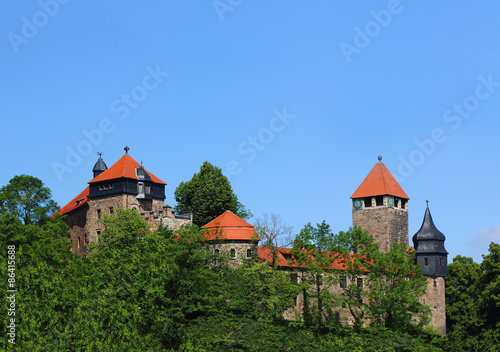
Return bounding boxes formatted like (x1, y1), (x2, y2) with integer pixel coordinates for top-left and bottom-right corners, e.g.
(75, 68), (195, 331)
(65, 205), (88, 257)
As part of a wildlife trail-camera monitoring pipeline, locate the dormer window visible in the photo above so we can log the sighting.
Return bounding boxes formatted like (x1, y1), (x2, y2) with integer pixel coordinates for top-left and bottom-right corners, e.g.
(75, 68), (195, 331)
(145, 185), (151, 194)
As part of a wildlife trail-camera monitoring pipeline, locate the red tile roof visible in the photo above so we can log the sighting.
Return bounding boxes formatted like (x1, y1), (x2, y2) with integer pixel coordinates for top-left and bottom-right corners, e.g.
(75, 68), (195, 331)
(350, 162), (409, 199)
(203, 211), (260, 241)
(55, 186), (89, 216)
(88, 154), (166, 185)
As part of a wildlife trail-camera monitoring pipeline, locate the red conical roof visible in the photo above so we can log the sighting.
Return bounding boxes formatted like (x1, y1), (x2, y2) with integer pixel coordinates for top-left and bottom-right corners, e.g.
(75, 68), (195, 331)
(88, 154), (166, 185)
(350, 162), (409, 199)
(203, 211), (259, 241)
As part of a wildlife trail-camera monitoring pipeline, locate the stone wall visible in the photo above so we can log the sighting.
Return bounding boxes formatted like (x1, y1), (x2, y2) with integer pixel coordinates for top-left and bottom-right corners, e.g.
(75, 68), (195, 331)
(421, 277), (446, 335)
(65, 205), (88, 257)
(352, 198), (408, 253)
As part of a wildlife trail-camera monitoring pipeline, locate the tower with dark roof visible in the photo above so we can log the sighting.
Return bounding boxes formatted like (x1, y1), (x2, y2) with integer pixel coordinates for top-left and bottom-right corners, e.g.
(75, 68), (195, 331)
(55, 148), (192, 256)
(92, 153), (108, 178)
(412, 202), (448, 277)
(350, 156), (410, 253)
(413, 201), (448, 336)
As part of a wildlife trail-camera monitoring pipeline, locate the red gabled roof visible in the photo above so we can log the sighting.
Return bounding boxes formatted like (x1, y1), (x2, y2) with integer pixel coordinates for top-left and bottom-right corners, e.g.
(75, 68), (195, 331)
(55, 186), (89, 216)
(203, 211), (260, 241)
(350, 162), (409, 199)
(88, 154), (166, 185)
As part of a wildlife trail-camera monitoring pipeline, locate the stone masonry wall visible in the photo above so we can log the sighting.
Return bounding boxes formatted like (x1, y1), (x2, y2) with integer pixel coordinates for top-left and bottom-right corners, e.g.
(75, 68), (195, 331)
(421, 277), (446, 335)
(65, 206), (88, 257)
(352, 204), (408, 253)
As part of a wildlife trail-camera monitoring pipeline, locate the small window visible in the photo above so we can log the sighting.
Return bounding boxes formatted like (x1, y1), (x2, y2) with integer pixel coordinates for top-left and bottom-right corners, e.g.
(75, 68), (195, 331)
(440, 258), (444, 266)
(109, 184), (113, 189)
(109, 207), (114, 214)
(357, 278), (363, 288)
(138, 183), (144, 194)
(85, 233), (88, 244)
(394, 198), (400, 208)
(291, 273), (298, 285)
(375, 196), (384, 207)
(97, 209), (101, 219)
(103, 184), (109, 190)
(364, 197), (372, 208)
(78, 237), (80, 249)
(340, 276), (347, 289)
(145, 185), (151, 194)
(316, 275), (323, 286)
(246, 248), (252, 258)
(97, 230), (101, 237)
(401, 199), (407, 210)
(99, 185), (103, 191)
(424, 258), (429, 266)
(214, 249), (220, 255)
(230, 248), (236, 258)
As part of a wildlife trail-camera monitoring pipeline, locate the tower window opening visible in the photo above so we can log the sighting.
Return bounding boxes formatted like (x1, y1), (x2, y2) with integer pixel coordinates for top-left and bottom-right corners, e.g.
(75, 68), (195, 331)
(375, 196), (384, 206)
(246, 249), (252, 258)
(440, 258), (444, 266)
(401, 199), (407, 210)
(145, 185), (151, 194)
(364, 197), (372, 208)
(78, 237), (80, 249)
(291, 273), (298, 285)
(109, 207), (114, 214)
(394, 198), (400, 208)
(424, 258), (429, 266)
(230, 248), (236, 258)
(214, 248), (220, 255)
(97, 209), (101, 219)
(340, 276), (347, 289)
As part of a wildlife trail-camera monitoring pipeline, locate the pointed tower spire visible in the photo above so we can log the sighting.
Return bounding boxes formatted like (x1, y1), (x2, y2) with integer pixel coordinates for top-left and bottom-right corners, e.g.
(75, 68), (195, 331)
(412, 202), (448, 277)
(92, 153), (108, 178)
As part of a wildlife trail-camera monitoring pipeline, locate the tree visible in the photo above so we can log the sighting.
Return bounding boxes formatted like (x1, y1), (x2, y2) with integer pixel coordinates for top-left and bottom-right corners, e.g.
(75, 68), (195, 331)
(174, 161), (251, 226)
(0, 175), (59, 225)
(254, 213), (293, 270)
(367, 242), (430, 331)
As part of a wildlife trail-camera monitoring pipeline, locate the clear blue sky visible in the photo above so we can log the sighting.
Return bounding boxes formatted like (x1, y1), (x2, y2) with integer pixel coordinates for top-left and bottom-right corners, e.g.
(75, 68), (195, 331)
(1, 1), (499, 263)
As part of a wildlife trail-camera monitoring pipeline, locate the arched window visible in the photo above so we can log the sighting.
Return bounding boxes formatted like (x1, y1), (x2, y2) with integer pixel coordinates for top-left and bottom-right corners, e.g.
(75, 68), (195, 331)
(246, 249), (252, 258)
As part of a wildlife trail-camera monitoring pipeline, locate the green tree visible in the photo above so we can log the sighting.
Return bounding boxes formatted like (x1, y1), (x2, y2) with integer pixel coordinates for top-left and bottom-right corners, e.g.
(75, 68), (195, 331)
(0, 175), (59, 225)
(174, 161), (251, 227)
(367, 242), (430, 331)
(445, 255), (481, 350)
(0, 213), (81, 351)
(71, 208), (223, 350)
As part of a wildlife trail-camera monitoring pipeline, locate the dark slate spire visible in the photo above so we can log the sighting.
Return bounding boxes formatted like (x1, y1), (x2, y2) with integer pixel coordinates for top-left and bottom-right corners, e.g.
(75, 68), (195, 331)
(92, 153), (108, 178)
(412, 202), (448, 277)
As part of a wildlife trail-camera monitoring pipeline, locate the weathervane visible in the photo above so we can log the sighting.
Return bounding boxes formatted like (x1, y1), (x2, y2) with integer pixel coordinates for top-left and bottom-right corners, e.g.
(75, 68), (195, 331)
(124, 146), (130, 154)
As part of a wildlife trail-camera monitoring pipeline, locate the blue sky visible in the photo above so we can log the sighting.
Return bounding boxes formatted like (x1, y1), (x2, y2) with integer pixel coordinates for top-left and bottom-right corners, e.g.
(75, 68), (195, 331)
(1, 1), (499, 263)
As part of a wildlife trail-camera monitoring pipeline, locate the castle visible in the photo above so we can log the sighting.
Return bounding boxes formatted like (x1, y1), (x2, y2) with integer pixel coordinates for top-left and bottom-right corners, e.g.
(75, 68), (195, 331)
(56, 149), (447, 335)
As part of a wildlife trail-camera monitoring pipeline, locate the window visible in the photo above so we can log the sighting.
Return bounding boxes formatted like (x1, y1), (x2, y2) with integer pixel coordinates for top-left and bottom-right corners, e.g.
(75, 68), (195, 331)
(145, 185), (151, 194)
(375, 196), (384, 206)
(440, 258), (444, 266)
(424, 258), (429, 266)
(364, 197), (372, 208)
(357, 278), (363, 288)
(401, 199), (407, 210)
(230, 248), (236, 258)
(97, 230), (101, 238)
(214, 249), (220, 255)
(85, 233), (88, 244)
(291, 273), (298, 285)
(394, 198), (400, 208)
(109, 207), (114, 214)
(340, 276), (347, 289)
(316, 275), (323, 286)
(97, 209), (101, 219)
(246, 248), (252, 258)
(78, 237), (80, 249)
(138, 183), (144, 194)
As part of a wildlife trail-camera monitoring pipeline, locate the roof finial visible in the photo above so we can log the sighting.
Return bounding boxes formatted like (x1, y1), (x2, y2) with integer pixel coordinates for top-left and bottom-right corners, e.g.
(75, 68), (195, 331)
(378, 155), (382, 162)
(124, 146), (130, 155)
(97, 152), (102, 158)
(426, 199), (429, 208)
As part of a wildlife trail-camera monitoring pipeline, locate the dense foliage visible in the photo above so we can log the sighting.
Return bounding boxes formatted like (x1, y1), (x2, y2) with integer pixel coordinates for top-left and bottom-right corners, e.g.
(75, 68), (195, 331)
(445, 244), (500, 351)
(7, 174), (498, 350)
(174, 161), (251, 227)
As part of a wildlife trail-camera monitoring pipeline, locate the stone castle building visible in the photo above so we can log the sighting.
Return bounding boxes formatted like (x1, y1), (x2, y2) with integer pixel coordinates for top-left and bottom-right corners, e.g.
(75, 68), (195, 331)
(56, 147), (191, 256)
(56, 151), (447, 334)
